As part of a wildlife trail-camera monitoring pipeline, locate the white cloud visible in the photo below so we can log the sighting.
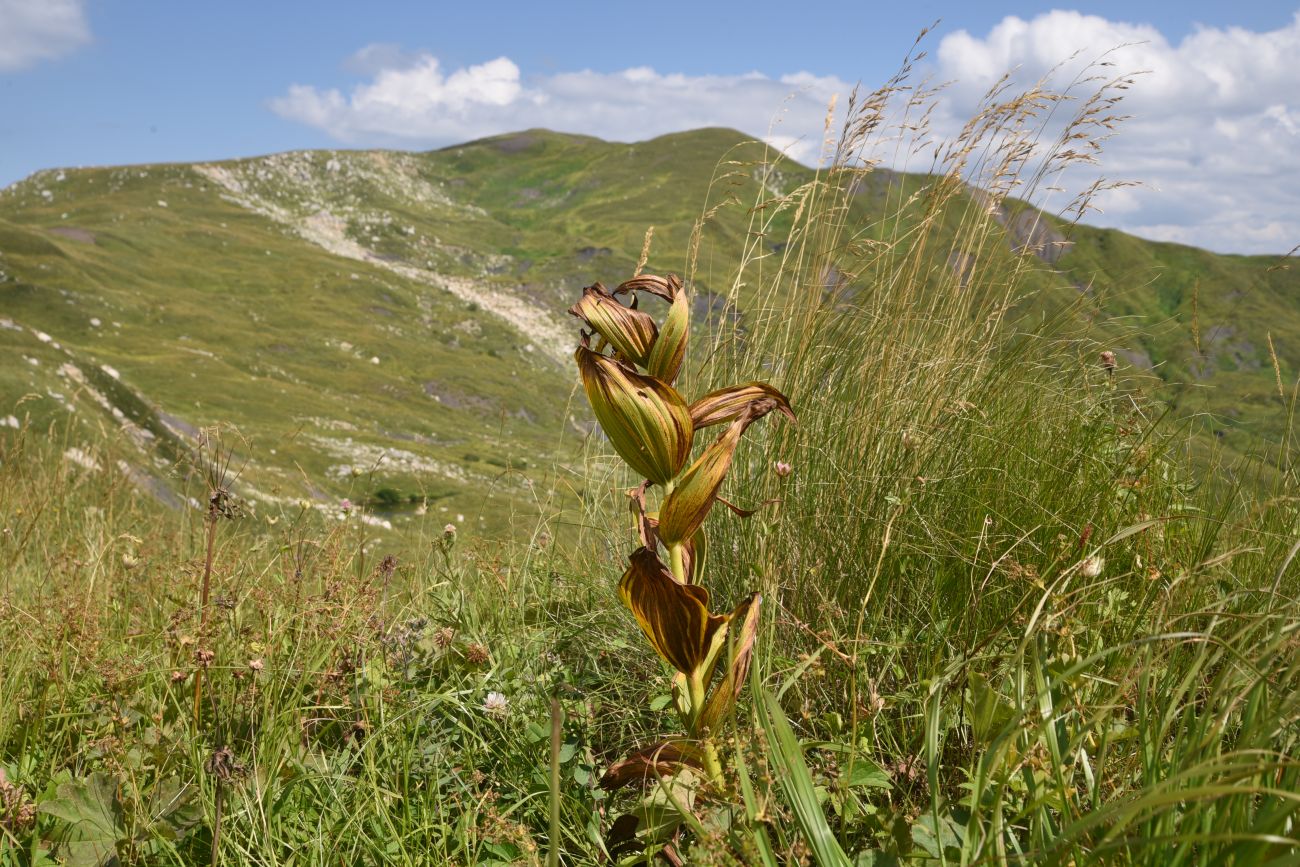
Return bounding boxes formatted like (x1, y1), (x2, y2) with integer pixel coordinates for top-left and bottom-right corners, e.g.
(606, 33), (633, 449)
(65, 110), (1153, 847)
(273, 13), (1300, 255)
(929, 11), (1300, 254)
(0, 0), (89, 71)
(270, 48), (845, 166)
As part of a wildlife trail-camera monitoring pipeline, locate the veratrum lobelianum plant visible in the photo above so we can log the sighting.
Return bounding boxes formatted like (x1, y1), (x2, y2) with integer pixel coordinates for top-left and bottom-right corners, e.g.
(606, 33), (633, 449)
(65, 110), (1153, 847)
(569, 273), (794, 843)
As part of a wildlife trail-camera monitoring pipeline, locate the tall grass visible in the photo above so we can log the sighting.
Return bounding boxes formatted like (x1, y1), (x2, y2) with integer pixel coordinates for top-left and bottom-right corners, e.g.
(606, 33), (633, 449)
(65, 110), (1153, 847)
(2, 45), (1297, 866)
(669, 44), (1300, 865)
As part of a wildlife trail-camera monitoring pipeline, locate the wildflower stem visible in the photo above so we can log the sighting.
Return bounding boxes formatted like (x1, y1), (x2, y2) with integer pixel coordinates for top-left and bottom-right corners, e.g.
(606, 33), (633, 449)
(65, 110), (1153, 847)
(193, 509), (217, 725)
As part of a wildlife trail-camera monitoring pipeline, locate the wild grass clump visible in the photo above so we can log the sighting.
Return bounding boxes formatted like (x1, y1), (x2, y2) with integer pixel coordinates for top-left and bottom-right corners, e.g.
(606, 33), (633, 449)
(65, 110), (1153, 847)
(655, 43), (1300, 865)
(0, 424), (660, 864)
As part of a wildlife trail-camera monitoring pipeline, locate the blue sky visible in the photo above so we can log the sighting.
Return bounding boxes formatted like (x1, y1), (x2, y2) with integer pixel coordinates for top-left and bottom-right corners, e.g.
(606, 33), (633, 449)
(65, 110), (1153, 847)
(2, 1), (1298, 253)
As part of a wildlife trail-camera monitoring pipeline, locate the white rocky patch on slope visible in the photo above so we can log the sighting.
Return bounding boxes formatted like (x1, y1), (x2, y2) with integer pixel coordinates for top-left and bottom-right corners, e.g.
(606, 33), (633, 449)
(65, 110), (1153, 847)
(193, 158), (571, 364)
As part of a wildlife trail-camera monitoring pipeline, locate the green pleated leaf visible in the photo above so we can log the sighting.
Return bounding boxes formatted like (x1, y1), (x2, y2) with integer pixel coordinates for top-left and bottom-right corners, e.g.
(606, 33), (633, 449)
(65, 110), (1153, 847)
(568, 283), (658, 366)
(576, 345), (693, 485)
(689, 381), (796, 430)
(647, 289), (689, 383)
(657, 416), (746, 546)
(618, 547), (727, 677)
(697, 593), (761, 734)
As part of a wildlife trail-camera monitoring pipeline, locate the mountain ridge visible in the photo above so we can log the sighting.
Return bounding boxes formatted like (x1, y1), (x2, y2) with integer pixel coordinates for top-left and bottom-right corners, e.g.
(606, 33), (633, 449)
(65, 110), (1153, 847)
(1, 127), (1294, 535)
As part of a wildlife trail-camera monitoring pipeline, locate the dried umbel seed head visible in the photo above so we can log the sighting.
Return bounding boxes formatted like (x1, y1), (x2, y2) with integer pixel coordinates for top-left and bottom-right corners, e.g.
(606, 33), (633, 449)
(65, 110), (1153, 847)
(205, 746), (245, 782)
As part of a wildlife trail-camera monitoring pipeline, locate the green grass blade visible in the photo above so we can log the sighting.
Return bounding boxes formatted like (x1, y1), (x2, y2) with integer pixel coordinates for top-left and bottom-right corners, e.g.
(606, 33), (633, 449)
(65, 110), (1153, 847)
(756, 687), (852, 867)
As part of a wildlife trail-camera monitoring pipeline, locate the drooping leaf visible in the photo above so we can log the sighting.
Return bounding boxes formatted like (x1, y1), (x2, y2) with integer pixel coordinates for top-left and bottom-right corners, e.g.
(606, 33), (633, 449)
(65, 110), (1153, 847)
(697, 593), (762, 734)
(599, 740), (703, 791)
(568, 283), (658, 366)
(658, 415), (748, 546)
(613, 273), (683, 304)
(618, 547), (727, 676)
(647, 288), (689, 383)
(576, 345), (693, 485)
(629, 490), (706, 584)
(689, 382), (795, 430)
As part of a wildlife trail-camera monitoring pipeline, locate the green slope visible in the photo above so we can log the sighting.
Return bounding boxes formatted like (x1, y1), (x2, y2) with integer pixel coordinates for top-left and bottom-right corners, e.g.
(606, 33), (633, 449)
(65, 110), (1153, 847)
(1, 128), (1294, 534)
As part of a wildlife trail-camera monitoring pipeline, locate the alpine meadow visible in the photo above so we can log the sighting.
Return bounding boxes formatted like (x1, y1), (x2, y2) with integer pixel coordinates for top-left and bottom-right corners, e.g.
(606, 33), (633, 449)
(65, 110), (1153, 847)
(2, 31), (1299, 867)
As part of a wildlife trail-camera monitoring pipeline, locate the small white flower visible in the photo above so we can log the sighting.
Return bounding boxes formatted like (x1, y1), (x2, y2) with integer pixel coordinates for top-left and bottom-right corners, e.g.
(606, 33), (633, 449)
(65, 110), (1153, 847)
(483, 691), (508, 716)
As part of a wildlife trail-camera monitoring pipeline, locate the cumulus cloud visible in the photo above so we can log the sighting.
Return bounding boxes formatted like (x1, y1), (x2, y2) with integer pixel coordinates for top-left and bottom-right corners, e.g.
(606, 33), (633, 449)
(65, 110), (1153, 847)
(930, 10), (1300, 254)
(0, 0), (90, 71)
(272, 13), (1300, 254)
(270, 51), (846, 166)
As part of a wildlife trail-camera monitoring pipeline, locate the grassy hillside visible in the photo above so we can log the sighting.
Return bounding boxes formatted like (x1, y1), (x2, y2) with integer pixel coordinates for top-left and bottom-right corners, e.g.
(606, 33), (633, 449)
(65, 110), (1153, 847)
(1, 127), (1296, 540)
(2, 70), (1299, 863)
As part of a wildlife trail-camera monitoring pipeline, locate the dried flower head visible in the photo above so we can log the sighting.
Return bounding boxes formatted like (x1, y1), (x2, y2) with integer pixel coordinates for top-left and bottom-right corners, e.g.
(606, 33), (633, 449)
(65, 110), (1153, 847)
(1, 768), (37, 836)
(205, 746), (245, 782)
(247, 658), (265, 672)
(1100, 350), (1117, 372)
(465, 642), (491, 665)
(774, 460), (793, 477)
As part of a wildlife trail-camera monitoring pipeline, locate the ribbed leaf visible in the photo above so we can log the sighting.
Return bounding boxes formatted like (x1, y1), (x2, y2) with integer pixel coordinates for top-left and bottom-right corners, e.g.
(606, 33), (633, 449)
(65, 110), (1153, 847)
(689, 382), (795, 430)
(657, 416), (746, 545)
(618, 547), (727, 676)
(599, 740), (703, 791)
(569, 283), (658, 366)
(698, 593), (761, 734)
(576, 345), (693, 485)
(614, 273), (682, 303)
(647, 289), (689, 383)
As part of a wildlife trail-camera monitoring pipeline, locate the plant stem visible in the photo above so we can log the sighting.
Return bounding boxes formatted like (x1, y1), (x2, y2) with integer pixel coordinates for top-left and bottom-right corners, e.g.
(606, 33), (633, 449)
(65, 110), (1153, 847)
(193, 512), (217, 725)
(548, 697), (562, 867)
(669, 542), (687, 585)
(688, 671), (725, 786)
